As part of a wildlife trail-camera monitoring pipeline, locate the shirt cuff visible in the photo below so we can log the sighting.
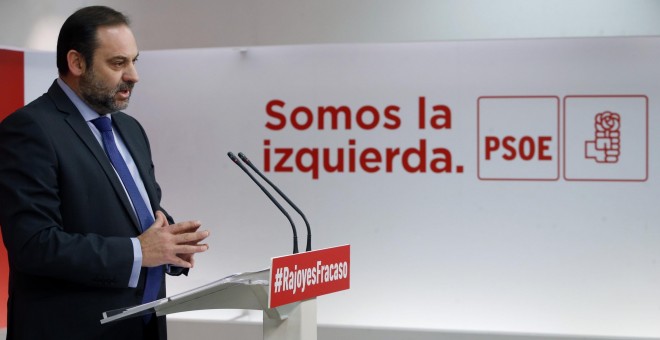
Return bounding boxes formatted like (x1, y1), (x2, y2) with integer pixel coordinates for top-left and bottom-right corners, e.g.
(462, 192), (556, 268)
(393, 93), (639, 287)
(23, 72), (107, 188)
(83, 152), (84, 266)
(128, 237), (142, 288)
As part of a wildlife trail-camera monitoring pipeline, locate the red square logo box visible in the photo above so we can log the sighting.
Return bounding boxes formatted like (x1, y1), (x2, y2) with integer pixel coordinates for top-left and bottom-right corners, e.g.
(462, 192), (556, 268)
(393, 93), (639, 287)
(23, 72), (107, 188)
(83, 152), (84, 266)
(563, 95), (648, 182)
(478, 96), (560, 181)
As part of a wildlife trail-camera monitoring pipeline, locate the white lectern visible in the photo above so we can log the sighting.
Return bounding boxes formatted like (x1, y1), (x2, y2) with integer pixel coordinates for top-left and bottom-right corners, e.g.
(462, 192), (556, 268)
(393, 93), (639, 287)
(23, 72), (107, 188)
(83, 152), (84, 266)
(100, 269), (317, 340)
(102, 245), (350, 340)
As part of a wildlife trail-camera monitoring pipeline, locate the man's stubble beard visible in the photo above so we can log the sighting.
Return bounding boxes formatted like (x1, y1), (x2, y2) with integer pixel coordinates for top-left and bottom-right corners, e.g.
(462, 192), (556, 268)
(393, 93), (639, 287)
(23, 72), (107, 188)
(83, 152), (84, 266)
(79, 67), (134, 115)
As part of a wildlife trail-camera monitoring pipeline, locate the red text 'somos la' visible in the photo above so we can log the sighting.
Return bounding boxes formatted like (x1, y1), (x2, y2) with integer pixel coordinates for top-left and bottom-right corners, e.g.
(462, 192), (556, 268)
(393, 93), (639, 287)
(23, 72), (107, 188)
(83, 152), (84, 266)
(265, 97), (451, 131)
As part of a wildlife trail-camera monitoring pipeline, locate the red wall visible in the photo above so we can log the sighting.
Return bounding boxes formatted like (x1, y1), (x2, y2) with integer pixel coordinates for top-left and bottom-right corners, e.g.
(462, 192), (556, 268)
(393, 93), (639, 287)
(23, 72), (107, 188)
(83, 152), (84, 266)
(0, 49), (25, 328)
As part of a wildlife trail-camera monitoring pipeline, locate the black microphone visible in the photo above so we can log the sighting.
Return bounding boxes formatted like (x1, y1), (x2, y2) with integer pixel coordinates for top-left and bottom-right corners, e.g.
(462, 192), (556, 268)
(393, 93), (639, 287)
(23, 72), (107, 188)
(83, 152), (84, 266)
(237, 152), (312, 252)
(227, 152), (299, 254)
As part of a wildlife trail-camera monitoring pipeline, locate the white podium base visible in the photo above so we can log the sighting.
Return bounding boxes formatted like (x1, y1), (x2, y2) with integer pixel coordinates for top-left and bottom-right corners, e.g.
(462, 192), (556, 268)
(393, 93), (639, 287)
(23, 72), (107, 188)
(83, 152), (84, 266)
(264, 299), (317, 340)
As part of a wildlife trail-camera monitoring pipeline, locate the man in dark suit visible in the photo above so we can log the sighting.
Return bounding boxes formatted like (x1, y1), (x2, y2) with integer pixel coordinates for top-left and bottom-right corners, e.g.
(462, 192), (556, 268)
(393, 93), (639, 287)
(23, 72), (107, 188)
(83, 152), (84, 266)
(0, 6), (210, 339)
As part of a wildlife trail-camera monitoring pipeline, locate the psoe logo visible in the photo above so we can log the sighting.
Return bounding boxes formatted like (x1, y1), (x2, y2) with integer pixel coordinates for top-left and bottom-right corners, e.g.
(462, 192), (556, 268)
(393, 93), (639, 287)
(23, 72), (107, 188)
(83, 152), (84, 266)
(564, 95), (647, 182)
(478, 95), (647, 182)
(585, 111), (620, 163)
(477, 96), (560, 181)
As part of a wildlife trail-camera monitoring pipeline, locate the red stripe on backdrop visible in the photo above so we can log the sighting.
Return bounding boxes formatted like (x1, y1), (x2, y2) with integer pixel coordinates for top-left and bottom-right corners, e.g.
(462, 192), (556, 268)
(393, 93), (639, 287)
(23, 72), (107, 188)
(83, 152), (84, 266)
(0, 49), (25, 328)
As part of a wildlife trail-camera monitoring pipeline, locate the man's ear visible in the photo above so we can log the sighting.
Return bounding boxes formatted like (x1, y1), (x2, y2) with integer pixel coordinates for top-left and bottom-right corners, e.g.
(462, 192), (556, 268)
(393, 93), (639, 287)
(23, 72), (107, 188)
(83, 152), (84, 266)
(66, 50), (86, 76)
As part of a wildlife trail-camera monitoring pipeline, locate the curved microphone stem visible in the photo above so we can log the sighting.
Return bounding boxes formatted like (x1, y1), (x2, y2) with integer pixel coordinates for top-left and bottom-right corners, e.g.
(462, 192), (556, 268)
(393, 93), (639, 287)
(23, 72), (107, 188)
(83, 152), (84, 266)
(238, 152), (312, 252)
(227, 152), (299, 254)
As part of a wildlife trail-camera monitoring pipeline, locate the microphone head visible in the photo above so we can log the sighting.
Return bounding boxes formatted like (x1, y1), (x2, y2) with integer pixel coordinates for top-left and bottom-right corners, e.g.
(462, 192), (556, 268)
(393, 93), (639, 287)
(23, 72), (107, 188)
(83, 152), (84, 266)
(237, 152), (250, 164)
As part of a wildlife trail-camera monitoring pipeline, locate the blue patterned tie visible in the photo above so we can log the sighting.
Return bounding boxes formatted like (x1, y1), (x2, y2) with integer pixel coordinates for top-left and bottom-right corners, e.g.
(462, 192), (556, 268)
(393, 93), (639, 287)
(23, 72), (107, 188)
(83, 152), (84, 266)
(91, 116), (163, 318)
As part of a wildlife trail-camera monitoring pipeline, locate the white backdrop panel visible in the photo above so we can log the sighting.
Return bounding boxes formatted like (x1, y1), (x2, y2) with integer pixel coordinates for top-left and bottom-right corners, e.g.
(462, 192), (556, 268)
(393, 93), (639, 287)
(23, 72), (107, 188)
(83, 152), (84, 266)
(110, 38), (660, 337)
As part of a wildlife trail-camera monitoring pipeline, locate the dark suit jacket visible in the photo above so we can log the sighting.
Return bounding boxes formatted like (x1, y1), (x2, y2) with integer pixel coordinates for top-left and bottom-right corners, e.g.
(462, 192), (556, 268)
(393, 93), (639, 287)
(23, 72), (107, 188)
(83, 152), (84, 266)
(0, 81), (173, 339)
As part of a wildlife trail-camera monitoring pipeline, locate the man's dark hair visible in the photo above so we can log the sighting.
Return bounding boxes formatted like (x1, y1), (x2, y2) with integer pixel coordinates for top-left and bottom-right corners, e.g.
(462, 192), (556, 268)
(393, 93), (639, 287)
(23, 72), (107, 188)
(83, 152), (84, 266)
(56, 6), (130, 75)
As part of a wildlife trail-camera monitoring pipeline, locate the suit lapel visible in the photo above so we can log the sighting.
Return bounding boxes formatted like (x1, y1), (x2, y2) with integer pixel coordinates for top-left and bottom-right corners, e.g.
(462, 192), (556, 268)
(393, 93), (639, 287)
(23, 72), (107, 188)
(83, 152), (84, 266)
(48, 82), (142, 233)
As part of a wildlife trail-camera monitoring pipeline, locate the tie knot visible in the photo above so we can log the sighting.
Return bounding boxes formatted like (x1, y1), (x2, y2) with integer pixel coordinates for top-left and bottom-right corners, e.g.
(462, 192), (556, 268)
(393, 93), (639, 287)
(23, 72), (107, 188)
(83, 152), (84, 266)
(91, 116), (113, 132)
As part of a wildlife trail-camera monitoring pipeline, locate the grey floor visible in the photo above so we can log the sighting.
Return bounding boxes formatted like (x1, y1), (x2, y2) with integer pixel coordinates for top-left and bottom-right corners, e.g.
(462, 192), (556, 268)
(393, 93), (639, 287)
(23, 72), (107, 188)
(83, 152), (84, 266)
(167, 320), (659, 340)
(0, 322), (656, 339)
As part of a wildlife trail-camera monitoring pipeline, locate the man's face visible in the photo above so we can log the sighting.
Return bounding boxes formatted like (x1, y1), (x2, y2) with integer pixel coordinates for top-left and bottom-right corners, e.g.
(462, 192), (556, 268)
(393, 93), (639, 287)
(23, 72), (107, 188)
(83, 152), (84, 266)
(79, 24), (139, 114)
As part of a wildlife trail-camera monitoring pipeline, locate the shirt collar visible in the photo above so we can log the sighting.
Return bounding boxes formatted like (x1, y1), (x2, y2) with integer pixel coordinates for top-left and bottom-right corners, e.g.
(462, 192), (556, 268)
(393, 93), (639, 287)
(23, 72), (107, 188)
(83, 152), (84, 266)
(56, 78), (114, 122)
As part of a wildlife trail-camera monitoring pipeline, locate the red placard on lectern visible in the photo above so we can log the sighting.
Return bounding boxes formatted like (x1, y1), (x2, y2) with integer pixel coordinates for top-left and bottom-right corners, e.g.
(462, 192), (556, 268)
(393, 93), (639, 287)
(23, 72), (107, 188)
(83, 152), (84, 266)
(269, 245), (350, 308)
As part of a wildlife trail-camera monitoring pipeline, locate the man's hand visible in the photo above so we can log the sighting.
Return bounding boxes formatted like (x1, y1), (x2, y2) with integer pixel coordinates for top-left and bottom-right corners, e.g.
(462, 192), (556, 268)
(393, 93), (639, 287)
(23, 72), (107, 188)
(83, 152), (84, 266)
(138, 211), (210, 268)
